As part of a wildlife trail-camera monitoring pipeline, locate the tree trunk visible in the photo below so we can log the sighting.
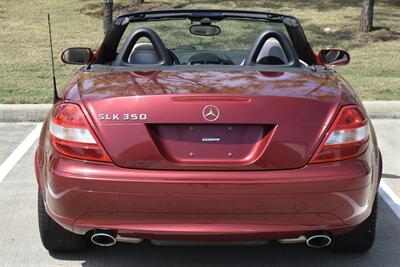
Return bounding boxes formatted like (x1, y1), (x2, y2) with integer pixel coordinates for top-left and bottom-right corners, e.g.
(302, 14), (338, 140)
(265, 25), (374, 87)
(103, 0), (113, 36)
(134, 0), (144, 4)
(359, 0), (374, 32)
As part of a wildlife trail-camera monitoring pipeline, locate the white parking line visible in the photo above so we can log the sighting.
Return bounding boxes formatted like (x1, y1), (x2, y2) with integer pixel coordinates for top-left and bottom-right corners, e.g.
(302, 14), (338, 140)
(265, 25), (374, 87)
(0, 123), (43, 183)
(379, 181), (400, 218)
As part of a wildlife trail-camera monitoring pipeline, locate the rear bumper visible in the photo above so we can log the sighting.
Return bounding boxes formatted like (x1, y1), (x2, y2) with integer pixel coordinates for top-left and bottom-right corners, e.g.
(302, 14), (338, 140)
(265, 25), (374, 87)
(36, 149), (379, 240)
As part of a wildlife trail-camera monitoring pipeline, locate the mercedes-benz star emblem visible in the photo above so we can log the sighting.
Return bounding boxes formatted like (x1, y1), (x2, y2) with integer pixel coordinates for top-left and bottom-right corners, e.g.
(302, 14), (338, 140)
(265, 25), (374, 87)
(202, 105), (220, 122)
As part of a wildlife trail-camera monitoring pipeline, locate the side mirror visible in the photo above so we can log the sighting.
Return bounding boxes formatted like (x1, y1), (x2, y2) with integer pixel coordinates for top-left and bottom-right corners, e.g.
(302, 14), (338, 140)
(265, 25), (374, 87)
(318, 49), (350, 66)
(61, 47), (92, 65)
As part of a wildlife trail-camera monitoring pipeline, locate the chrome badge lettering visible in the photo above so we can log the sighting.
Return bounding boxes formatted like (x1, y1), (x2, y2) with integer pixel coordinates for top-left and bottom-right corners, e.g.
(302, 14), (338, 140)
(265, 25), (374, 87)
(98, 113), (148, 121)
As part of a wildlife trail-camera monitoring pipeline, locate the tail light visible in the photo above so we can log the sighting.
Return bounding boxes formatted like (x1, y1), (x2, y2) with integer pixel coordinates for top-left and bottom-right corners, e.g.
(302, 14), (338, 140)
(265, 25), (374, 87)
(310, 106), (369, 164)
(49, 103), (112, 162)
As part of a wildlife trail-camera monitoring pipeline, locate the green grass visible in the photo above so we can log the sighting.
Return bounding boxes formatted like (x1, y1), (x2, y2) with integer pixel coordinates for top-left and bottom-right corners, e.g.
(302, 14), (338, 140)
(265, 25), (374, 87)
(0, 0), (399, 103)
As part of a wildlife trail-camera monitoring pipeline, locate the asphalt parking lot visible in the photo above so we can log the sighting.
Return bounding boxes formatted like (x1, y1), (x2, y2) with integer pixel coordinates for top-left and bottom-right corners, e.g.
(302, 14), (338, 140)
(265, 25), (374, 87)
(0, 119), (399, 267)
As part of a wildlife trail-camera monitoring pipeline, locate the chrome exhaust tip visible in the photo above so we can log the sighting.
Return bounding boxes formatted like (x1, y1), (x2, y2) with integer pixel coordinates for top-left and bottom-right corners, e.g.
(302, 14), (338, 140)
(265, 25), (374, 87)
(306, 232), (332, 248)
(91, 230), (117, 247)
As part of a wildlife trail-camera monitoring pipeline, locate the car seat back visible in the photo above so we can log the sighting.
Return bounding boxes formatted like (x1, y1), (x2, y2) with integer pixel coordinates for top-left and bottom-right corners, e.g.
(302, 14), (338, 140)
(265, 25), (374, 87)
(128, 43), (160, 64)
(256, 38), (288, 65)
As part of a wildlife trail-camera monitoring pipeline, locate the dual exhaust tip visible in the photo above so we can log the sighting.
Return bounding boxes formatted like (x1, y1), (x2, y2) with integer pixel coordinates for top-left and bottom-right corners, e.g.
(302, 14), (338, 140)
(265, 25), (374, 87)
(90, 230), (332, 249)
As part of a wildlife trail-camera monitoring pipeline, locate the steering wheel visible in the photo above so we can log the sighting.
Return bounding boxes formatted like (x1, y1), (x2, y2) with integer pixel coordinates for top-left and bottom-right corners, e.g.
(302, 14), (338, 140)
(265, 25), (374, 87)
(114, 27), (173, 66)
(243, 29), (301, 67)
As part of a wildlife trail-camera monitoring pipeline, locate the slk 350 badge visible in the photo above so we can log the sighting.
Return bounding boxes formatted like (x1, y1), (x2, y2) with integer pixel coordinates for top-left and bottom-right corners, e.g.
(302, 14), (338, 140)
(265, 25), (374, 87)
(98, 113), (148, 121)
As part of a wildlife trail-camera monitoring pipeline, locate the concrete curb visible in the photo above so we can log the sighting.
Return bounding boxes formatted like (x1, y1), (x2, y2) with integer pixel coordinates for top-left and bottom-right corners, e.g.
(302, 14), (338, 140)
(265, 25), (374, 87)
(0, 101), (399, 122)
(363, 101), (400, 119)
(0, 104), (52, 122)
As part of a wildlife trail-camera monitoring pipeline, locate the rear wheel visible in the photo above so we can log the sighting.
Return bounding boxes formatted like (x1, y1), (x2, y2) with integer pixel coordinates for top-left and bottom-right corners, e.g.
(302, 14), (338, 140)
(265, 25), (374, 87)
(38, 190), (88, 252)
(330, 195), (378, 253)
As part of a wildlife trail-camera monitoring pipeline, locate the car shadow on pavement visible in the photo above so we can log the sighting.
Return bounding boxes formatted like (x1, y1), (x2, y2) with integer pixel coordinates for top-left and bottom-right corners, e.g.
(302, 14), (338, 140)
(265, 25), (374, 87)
(50, 196), (399, 267)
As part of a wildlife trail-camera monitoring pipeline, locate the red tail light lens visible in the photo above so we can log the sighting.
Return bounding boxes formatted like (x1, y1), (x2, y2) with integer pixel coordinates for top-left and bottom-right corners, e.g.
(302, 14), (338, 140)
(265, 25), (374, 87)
(310, 106), (369, 164)
(49, 103), (112, 162)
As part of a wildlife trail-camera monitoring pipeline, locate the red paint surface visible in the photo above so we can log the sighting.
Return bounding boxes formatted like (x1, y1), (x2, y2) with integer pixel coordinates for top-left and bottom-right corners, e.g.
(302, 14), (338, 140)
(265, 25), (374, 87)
(35, 69), (380, 240)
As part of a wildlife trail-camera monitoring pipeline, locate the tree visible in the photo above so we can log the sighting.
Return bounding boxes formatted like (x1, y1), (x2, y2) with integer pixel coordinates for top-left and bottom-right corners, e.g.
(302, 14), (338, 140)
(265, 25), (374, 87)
(134, 0), (144, 4)
(103, 0), (113, 36)
(360, 0), (375, 32)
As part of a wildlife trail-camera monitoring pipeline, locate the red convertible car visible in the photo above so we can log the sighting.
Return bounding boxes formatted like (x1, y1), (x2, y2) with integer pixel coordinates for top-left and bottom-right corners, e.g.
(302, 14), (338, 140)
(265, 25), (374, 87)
(35, 10), (382, 253)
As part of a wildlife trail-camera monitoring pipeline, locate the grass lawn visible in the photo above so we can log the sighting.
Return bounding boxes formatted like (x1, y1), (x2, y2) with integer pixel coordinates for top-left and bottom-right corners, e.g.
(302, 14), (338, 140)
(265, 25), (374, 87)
(0, 0), (399, 103)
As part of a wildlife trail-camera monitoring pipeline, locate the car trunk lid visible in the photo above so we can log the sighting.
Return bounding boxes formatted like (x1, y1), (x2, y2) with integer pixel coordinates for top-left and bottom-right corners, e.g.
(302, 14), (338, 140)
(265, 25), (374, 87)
(72, 69), (342, 170)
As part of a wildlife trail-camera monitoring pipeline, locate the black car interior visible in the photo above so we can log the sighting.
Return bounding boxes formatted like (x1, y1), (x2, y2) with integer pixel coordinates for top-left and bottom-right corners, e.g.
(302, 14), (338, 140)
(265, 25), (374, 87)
(95, 10), (317, 66)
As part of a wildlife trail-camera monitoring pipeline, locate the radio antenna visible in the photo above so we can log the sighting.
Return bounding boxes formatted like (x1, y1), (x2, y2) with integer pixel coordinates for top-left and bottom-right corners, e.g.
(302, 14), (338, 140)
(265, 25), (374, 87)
(47, 14), (59, 103)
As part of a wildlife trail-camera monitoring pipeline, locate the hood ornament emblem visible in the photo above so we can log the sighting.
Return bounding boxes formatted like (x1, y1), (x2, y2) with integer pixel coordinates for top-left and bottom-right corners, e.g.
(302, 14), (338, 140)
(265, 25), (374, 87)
(202, 105), (220, 122)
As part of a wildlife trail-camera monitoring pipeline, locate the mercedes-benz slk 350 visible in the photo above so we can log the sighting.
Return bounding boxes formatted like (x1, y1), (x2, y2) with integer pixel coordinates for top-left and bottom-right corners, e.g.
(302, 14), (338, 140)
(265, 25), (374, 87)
(35, 10), (382, 252)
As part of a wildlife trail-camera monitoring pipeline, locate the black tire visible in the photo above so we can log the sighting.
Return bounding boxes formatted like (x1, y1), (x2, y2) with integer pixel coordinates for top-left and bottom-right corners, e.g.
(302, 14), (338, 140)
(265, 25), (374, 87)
(38, 190), (88, 252)
(330, 195), (378, 253)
